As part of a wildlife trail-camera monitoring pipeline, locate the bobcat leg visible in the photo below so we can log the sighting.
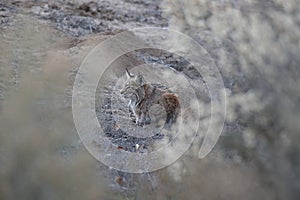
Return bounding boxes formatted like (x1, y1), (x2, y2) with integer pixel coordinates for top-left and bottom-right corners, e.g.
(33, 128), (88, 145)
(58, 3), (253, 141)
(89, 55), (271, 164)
(137, 111), (151, 126)
(128, 99), (139, 123)
(144, 112), (151, 124)
(137, 112), (146, 125)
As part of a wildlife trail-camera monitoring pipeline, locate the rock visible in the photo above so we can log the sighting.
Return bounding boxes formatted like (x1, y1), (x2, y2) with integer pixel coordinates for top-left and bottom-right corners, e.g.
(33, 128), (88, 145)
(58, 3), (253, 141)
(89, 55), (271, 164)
(0, 11), (9, 17)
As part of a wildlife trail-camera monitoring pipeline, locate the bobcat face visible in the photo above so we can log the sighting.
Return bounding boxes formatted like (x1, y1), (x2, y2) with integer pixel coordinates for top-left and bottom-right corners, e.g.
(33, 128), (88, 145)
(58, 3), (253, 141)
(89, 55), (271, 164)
(120, 69), (146, 112)
(120, 68), (145, 100)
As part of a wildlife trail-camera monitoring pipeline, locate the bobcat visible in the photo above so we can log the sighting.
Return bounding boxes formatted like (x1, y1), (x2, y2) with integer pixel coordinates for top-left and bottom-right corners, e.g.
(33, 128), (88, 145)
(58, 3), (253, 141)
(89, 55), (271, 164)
(120, 69), (180, 127)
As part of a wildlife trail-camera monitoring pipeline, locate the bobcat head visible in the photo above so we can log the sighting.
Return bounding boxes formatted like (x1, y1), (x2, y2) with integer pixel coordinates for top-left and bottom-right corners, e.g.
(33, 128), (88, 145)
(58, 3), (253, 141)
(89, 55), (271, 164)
(120, 68), (145, 99)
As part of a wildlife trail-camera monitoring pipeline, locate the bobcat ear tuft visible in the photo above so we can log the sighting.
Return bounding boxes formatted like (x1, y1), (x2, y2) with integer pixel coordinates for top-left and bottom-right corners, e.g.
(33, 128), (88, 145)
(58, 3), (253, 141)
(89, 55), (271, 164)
(125, 68), (134, 78)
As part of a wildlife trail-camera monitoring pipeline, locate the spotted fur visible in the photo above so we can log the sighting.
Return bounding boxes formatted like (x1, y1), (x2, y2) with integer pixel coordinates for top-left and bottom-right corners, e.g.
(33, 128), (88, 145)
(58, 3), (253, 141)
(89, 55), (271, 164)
(120, 69), (180, 127)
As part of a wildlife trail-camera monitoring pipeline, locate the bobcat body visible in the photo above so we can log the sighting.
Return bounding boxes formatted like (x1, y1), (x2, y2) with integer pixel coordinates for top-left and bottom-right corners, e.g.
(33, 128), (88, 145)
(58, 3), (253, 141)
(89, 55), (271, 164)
(120, 69), (180, 127)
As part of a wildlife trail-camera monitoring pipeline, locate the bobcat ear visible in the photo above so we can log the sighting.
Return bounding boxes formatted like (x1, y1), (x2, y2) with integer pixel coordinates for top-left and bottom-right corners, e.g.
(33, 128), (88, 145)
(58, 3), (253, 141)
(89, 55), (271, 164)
(125, 68), (134, 78)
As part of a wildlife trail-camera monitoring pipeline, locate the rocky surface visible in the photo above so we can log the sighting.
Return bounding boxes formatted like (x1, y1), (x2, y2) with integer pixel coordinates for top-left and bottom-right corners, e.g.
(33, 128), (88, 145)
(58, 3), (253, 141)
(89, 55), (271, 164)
(2, 0), (167, 36)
